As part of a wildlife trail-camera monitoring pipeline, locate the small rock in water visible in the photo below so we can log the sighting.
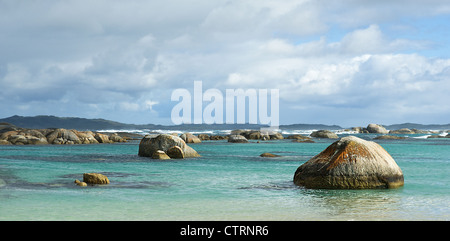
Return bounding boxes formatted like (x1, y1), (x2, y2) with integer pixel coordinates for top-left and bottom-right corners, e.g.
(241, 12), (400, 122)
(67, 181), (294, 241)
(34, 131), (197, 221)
(152, 150), (171, 160)
(260, 153), (281, 157)
(83, 173), (110, 185)
(166, 146), (184, 159)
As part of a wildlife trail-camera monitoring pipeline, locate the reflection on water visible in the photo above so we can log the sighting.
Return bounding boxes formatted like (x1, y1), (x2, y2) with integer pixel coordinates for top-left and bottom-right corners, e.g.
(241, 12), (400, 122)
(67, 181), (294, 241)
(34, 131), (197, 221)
(296, 188), (404, 220)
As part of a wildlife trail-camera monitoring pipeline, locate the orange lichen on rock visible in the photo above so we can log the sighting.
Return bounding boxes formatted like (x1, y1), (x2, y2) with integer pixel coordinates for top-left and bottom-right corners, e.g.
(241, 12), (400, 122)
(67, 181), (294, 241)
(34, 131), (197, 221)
(293, 136), (404, 189)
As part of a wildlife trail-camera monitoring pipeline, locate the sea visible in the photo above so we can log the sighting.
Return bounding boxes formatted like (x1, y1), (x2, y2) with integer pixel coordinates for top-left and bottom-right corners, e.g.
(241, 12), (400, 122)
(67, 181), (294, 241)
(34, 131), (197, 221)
(0, 129), (449, 221)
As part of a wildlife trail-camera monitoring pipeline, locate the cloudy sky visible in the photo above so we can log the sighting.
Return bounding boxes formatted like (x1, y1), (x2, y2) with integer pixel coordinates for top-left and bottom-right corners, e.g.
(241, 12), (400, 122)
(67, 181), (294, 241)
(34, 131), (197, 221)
(1, 0), (450, 127)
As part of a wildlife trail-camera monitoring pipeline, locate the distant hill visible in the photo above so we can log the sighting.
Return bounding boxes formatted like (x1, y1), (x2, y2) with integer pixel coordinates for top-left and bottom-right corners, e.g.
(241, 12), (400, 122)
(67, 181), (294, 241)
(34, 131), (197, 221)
(0, 115), (268, 131)
(384, 123), (450, 130)
(1, 115), (448, 132)
(0, 115), (143, 130)
(280, 123), (342, 130)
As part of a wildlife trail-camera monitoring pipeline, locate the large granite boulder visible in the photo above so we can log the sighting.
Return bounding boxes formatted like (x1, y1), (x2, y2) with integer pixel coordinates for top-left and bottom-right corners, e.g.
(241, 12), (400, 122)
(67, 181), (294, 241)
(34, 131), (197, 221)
(293, 136), (404, 189)
(228, 134), (248, 143)
(138, 134), (200, 158)
(310, 130), (338, 139)
(366, 124), (389, 134)
(180, 133), (201, 143)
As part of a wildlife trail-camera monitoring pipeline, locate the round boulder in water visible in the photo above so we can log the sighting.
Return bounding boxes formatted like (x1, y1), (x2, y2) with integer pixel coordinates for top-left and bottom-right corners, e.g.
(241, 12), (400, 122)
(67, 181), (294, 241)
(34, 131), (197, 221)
(138, 134), (200, 158)
(293, 136), (404, 189)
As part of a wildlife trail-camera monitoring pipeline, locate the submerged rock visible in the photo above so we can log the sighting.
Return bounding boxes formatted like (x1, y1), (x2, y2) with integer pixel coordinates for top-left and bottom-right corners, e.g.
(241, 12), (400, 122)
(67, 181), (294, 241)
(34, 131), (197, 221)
(292, 139), (315, 143)
(138, 134), (200, 158)
(260, 153), (281, 157)
(293, 136), (404, 189)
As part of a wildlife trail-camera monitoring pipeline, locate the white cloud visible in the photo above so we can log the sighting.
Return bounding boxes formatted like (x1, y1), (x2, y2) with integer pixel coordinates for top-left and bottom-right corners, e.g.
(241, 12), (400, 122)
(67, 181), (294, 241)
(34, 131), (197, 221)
(1, 1), (450, 125)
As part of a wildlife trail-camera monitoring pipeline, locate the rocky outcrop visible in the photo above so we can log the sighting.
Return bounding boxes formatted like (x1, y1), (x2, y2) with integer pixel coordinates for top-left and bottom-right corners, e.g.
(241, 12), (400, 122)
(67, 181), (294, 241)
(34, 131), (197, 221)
(374, 135), (407, 140)
(0, 140), (11, 145)
(366, 124), (389, 134)
(287, 134), (309, 139)
(197, 134), (211, 140)
(389, 128), (433, 134)
(46, 128), (82, 144)
(228, 134), (249, 143)
(269, 132), (284, 140)
(72, 130), (99, 144)
(138, 134), (200, 158)
(83, 173), (110, 184)
(388, 128), (414, 134)
(210, 135), (227, 140)
(0, 123), (126, 145)
(293, 136), (404, 189)
(229, 130), (285, 140)
(427, 135), (450, 139)
(310, 130), (338, 139)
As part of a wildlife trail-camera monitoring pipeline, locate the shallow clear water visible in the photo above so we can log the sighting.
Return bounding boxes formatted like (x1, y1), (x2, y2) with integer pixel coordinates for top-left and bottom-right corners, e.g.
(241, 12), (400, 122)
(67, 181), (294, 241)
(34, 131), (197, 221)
(0, 134), (449, 220)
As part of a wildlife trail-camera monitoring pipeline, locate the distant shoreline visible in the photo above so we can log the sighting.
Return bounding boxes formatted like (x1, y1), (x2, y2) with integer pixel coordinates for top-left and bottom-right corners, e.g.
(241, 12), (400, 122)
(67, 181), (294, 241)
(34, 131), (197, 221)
(1, 115), (450, 132)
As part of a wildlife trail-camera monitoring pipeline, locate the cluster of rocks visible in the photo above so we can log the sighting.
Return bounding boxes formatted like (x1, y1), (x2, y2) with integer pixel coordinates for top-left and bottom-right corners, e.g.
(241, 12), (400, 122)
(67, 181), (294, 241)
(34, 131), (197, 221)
(230, 129), (284, 140)
(138, 134), (200, 160)
(351, 124), (390, 134)
(427, 134), (450, 139)
(74, 173), (110, 187)
(0, 123), (127, 145)
(351, 124), (440, 135)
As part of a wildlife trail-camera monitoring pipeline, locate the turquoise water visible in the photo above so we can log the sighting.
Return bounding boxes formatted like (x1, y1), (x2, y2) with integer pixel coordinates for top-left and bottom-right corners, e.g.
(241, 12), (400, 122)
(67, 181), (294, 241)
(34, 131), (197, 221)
(0, 134), (449, 220)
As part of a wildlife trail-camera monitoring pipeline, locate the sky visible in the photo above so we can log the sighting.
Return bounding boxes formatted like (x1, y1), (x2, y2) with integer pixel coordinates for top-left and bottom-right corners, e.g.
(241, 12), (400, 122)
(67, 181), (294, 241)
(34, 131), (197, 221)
(1, 0), (450, 127)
